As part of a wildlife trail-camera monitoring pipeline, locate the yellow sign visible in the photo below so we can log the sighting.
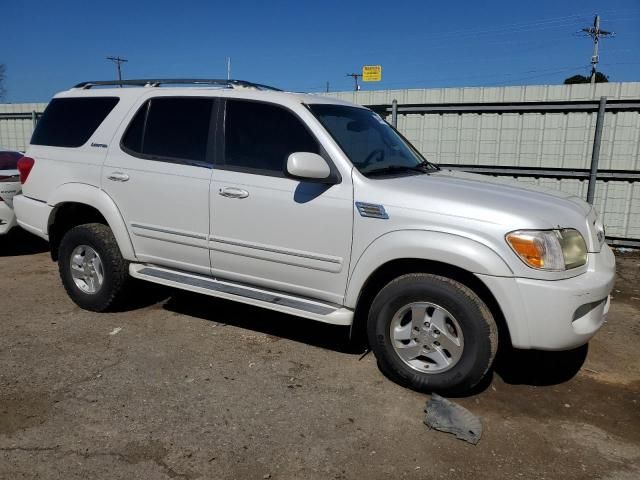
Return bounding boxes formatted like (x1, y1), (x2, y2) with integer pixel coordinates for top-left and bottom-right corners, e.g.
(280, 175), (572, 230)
(362, 65), (382, 82)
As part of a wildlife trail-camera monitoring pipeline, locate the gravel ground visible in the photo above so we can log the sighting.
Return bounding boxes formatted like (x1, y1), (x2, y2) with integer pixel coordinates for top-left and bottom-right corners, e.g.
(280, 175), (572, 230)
(1, 229), (638, 480)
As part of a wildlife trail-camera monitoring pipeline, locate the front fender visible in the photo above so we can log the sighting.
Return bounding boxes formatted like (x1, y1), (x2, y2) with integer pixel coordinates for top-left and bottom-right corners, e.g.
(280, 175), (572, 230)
(47, 183), (137, 260)
(344, 229), (513, 308)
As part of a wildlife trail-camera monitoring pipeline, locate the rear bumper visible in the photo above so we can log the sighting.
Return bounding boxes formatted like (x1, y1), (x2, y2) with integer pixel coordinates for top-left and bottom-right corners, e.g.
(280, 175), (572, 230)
(0, 201), (17, 235)
(13, 194), (52, 240)
(478, 244), (616, 350)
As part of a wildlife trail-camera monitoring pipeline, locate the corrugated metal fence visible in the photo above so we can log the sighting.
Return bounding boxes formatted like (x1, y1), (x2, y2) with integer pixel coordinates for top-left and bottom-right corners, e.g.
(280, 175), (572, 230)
(1, 82), (639, 245)
(322, 82), (640, 245)
(0, 103), (47, 151)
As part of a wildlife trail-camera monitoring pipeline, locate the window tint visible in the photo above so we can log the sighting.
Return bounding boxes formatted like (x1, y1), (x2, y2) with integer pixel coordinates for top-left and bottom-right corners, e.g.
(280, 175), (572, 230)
(309, 104), (435, 176)
(31, 97), (119, 147)
(122, 97), (213, 166)
(0, 150), (22, 170)
(223, 100), (319, 176)
(121, 102), (146, 154)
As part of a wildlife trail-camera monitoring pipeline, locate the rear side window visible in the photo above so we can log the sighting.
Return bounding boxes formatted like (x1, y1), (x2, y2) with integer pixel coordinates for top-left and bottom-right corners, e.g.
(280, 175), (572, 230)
(0, 150), (22, 170)
(122, 97), (213, 166)
(223, 100), (319, 176)
(31, 97), (119, 147)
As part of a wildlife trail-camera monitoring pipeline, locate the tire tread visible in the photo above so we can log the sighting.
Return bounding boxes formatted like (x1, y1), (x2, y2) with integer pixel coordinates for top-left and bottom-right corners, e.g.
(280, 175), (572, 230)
(367, 273), (498, 395)
(58, 223), (130, 312)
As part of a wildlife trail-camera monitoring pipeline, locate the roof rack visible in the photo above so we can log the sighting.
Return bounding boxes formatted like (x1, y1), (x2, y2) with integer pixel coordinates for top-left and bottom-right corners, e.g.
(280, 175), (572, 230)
(72, 79), (282, 91)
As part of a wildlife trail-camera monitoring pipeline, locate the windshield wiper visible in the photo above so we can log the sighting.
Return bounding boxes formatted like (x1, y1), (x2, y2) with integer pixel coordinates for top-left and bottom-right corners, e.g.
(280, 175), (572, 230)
(364, 164), (428, 177)
(416, 159), (440, 171)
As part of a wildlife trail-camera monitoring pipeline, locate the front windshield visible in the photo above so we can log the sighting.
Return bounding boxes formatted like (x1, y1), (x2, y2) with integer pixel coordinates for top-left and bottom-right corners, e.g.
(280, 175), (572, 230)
(308, 104), (437, 176)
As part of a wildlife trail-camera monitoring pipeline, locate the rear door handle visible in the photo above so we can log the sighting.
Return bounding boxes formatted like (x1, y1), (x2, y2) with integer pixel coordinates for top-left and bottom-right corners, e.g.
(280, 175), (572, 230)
(107, 172), (130, 182)
(219, 187), (249, 199)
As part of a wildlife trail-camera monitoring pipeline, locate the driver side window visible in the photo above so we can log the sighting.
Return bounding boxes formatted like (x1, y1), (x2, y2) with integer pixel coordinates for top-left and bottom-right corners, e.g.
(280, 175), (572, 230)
(222, 100), (319, 177)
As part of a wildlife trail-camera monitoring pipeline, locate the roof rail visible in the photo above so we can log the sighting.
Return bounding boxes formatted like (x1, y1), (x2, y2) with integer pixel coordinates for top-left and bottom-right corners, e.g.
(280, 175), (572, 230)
(72, 79), (282, 91)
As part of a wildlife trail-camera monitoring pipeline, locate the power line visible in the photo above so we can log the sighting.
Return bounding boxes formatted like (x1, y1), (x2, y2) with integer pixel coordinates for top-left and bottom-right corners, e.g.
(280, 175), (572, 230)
(483, 66), (590, 87)
(106, 56), (128, 83)
(257, 13), (602, 64)
(580, 14), (614, 84)
(295, 63), (590, 93)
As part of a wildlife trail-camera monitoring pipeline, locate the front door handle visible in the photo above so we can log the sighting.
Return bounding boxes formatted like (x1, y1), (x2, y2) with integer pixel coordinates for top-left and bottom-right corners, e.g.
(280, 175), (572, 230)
(219, 187), (249, 199)
(107, 172), (130, 182)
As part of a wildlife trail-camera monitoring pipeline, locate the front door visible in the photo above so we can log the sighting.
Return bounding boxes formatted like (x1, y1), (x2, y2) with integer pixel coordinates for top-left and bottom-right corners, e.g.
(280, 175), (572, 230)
(209, 99), (353, 304)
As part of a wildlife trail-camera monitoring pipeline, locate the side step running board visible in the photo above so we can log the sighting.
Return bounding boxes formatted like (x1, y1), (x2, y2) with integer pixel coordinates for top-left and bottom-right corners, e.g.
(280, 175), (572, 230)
(129, 264), (353, 326)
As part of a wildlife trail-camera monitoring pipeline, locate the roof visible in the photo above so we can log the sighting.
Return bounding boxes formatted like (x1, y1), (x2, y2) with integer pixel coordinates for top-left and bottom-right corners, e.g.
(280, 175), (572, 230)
(54, 79), (362, 109)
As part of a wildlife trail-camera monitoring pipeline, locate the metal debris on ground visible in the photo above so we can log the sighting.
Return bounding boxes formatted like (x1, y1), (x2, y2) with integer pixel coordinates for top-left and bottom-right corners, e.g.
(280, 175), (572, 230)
(424, 394), (483, 445)
(358, 348), (371, 361)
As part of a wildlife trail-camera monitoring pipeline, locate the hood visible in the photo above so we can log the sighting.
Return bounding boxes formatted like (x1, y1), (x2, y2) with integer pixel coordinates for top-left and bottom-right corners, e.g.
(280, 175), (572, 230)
(374, 169), (593, 233)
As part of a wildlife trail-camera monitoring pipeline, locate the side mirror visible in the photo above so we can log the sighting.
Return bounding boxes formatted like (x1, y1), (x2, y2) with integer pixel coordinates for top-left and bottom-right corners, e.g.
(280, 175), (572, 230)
(286, 152), (338, 184)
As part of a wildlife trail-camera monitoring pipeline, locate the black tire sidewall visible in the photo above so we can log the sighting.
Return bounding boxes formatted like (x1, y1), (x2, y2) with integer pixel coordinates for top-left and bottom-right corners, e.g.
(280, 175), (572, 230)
(58, 224), (126, 312)
(368, 275), (496, 394)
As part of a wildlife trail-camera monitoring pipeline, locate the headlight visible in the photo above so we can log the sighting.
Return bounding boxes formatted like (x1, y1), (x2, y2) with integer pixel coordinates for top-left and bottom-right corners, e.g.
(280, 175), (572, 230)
(506, 229), (587, 271)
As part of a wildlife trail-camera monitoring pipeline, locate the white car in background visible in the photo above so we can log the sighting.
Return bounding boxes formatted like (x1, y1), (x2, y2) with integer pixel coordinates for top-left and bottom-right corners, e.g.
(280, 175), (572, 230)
(0, 148), (23, 235)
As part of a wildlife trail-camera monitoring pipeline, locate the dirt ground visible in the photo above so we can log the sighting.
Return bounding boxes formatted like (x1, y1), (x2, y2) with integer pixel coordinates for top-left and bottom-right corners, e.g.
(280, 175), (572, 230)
(0, 229), (638, 480)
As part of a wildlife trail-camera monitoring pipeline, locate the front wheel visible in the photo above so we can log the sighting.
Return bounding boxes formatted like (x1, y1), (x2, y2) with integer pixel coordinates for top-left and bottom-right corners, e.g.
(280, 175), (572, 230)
(58, 223), (131, 312)
(367, 273), (498, 395)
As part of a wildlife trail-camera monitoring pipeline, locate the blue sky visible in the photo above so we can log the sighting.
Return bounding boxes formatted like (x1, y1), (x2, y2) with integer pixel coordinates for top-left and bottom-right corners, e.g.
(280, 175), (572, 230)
(1, 0), (639, 102)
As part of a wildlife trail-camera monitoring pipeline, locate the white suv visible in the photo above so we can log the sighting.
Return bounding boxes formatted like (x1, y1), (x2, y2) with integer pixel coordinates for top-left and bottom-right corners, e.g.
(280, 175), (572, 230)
(14, 79), (615, 394)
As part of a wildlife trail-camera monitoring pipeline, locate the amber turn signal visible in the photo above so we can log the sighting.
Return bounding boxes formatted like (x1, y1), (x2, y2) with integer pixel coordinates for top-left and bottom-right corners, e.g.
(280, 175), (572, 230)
(506, 233), (546, 269)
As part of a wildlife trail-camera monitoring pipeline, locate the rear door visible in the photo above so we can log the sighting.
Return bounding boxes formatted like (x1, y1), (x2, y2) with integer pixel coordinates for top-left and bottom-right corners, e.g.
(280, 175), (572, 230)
(102, 95), (216, 275)
(209, 99), (353, 305)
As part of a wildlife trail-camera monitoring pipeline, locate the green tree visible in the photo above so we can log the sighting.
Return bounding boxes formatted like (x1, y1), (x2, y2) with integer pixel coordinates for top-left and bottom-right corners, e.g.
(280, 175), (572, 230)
(564, 72), (609, 84)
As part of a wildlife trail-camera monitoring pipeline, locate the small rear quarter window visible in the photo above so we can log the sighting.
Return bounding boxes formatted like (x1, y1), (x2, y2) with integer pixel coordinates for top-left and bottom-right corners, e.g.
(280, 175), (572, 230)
(31, 97), (119, 148)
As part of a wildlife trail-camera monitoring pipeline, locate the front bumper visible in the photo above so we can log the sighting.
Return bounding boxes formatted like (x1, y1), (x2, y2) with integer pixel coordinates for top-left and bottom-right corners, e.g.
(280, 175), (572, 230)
(478, 244), (616, 350)
(0, 201), (17, 235)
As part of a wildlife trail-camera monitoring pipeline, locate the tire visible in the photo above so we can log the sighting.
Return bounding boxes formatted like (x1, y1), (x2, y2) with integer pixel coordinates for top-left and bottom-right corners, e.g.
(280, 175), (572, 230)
(367, 273), (498, 395)
(58, 223), (131, 312)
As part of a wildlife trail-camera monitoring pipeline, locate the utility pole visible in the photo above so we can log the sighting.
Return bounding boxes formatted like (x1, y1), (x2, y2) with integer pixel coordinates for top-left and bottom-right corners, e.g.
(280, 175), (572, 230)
(346, 73), (362, 92)
(226, 57), (231, 80)
(325, 81), (330, 93)
(106, 56), (128, 84)
(581, 15), (613, 84)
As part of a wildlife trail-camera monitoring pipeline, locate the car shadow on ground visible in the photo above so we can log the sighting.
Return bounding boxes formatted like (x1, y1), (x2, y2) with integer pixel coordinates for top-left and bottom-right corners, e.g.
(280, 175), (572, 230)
(445, 344), (589, 397)
(0, 228), (49, 257)
(493, 344), (589, 387)
(162, 290), (358, 354)
(161, 289), (589, 390)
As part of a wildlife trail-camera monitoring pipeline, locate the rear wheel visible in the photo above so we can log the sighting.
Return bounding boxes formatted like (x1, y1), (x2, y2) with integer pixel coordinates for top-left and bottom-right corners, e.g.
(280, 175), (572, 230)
(367, 273), (498, 395)
(58, 223), (130, 312)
